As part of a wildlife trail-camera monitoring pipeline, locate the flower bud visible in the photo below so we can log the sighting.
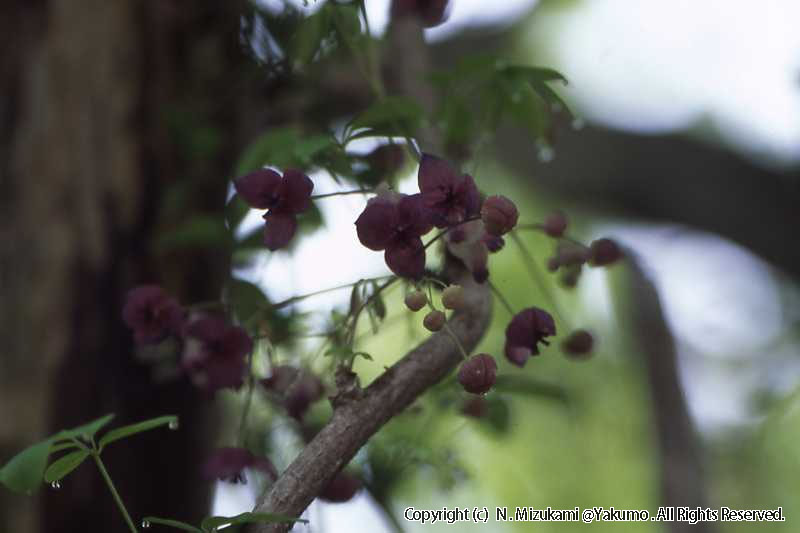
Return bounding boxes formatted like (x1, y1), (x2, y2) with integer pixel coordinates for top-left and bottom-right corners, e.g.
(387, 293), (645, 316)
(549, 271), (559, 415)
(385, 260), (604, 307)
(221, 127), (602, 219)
(423, 309), (446, 331)
(480, 195), (519, 236)
(319, 472), (361, 503)
(562, 329), (594, 359)
(542, 211), (568, 237)
(404, 290), (427, 312)
(589, 238), (623, 266)
(441, 285), (465, 310)
(457, 353), (498, 394)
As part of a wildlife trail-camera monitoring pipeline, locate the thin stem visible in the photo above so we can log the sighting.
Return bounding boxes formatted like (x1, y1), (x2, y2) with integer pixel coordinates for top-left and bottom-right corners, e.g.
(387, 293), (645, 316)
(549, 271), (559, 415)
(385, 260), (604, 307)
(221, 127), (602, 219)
(509, 231), (570, 329)
(92, 454), (139, 533)
(422, 215), (482, 250)
(443, 323), (470, 360)
(271, 276), (392, 310)
(238, 349), (257, 447)
(310, 189), (373, 201)
(516, 224), (588, 248)
(488, 281), (515, 316)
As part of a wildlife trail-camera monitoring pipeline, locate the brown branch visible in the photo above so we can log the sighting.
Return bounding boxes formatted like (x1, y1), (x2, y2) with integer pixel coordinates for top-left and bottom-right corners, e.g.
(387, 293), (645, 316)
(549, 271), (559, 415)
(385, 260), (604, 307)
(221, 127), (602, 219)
(251, 262), (492, 532)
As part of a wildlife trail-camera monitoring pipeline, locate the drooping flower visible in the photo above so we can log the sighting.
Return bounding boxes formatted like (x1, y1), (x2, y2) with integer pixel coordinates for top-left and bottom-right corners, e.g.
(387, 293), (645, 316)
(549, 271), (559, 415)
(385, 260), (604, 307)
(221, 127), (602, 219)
(261, 365), (325, 420)
(504, 307), (556, 367)
(234, 168), (314, 251)
(122, 285), (185, 344)
(446, 219), (490, 283)
(542, 210), (568, 238)
(319, 472), (362, 503)
(458, 353), (498, 394)
(481, 195), (518, 236)
(589, 238), (623, 266)
(418, 154), (480, 228)
(202, 447), (277, 484)
(182, 317), (253, 392)
(391, 0), (450, 28)
(355, 192), (433, 279)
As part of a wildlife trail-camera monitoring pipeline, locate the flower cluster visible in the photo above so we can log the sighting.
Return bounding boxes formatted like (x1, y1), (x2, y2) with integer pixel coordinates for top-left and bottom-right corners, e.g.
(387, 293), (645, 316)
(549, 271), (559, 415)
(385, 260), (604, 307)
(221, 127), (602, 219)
(122, 285), (185, 345)
(202, 447), (277, 484)
(260, 365), (325, 421)
(234, 168), (314, 251)
(122, 285), (253, 394)
(355, 154), (518, 281)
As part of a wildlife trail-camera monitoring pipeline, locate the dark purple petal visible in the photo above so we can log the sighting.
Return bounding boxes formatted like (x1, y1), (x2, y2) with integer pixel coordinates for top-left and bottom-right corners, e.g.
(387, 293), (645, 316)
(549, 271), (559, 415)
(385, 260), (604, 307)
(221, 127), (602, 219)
(504, 308), (556, 366)
(355, 201), (398, 251)
(263, 211), (298, 251)
(260, 365), (300, 394)
(234, 169), (282, 209)
(396, 193), (434, 237)
(278, 169), (314, 213)
(455, 174), (481, 218)
(319, 472), (361, 503)
(418, 153), (457, 193)
(251, 456), (279, 481)
(284, 373), (325, 420)
(221, 325), (253, 361)
(202, 447), (253, 482)
(505, 345), (533, 367)
(122, 285), (184, 345)
(385, 237), (425, 279)
(182, 317), (251, 392)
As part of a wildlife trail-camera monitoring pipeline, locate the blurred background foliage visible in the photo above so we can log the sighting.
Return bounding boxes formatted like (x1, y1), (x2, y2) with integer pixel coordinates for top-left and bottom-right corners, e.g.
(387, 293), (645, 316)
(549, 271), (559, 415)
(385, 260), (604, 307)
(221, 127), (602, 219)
(2, 0), (799, 532)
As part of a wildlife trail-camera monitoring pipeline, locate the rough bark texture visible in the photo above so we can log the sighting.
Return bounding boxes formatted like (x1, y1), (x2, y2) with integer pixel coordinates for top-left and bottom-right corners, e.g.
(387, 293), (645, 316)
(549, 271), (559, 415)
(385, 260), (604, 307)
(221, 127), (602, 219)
(1, 1), (253, 531)
(252, 265), (492, 532)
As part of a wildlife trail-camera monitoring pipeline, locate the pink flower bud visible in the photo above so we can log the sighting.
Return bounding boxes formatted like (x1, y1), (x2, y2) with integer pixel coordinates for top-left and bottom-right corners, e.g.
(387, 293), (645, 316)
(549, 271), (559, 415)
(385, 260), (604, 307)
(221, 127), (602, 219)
(480, 195), (519, 236)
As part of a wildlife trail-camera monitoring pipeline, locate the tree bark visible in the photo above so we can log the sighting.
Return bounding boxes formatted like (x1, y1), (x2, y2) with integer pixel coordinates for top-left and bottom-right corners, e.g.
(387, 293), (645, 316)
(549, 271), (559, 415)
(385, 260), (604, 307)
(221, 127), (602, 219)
(1, 1), (254, 531)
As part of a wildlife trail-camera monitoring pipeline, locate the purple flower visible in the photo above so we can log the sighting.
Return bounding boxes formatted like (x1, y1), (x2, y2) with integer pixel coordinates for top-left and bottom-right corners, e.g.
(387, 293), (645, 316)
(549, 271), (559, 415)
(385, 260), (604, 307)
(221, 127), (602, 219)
(319, 472), (361, 503)
(182, 317), (253, 392)
(589, 238), (623, 266)
(234, 168), (314, 251)
(504, 308), (556, 367)
(562, 329), (594, 359)
(261, 366), (325, 420)
(122, 285), (185, 344)
(355, 193), (433, 279)
(418, 154), (480, 228)
(391, 0), (450, 28)
(446, 219), (490, 283)
(202, 447), (277, 484)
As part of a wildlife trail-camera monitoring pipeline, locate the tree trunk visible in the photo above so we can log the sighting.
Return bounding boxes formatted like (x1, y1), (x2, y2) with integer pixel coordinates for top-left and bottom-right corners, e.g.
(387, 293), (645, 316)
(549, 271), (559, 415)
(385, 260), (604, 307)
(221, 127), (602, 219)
(1, 1), (254, 531)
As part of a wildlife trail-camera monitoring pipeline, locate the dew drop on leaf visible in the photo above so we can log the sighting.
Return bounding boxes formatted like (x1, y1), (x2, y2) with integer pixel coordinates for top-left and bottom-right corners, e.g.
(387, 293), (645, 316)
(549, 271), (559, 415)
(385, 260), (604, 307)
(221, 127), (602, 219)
(168, 419), (179, 430)
(141, 519), (151, 528)
(50, 481), (61, 490)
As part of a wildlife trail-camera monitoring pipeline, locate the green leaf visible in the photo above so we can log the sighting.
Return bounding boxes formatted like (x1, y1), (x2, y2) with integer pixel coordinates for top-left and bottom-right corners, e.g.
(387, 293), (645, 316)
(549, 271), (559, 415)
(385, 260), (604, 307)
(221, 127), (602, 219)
(49, 442), (80, 454)
(201, 512), (307, 531)
(54, 414), (116, 441)
(0, 440), (53, 494)
(293, 134), (335, 165)
(227, 279), (270, 324)
(142, 517), (203, 532)
(492, 375), (569, 405)
(156, 215), (232, 251)
(347, 96), (424, 139)
(98, 415), (178, 451)
(234, 127), (301, 177)
(43, 450), (90, 483)
(504, 65), (568, 85)
(290, 6), (333, 67)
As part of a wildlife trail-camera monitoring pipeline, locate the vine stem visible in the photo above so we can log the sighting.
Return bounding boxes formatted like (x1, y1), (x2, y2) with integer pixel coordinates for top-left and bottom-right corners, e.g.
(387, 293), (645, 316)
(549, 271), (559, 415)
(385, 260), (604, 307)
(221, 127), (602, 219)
(92, 453), (139, 533)
(310, 189), (373, 200)
(422, 215), (482, 250)
(509, 231), (570, 329)
(271, 275), (393, 310)
(443, 323), (470, 360)
(488, 281), (515, 316)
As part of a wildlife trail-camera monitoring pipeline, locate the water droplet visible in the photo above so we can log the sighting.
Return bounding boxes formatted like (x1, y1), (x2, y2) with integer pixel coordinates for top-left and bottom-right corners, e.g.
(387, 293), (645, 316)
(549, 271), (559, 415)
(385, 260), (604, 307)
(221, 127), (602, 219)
(50, 481), (61, 490)
(571, 118), (585, 130)
(168, 419), (179, 430)
(141, 519), (151, 528)
(537, 145), (555, 163)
